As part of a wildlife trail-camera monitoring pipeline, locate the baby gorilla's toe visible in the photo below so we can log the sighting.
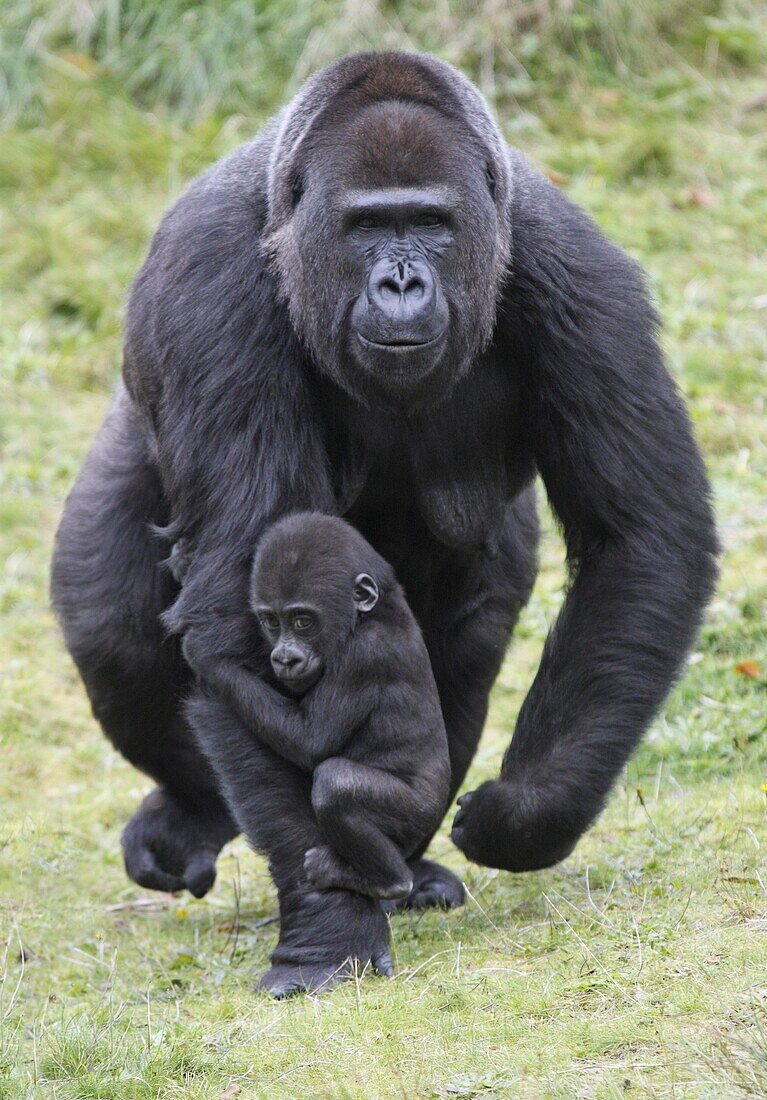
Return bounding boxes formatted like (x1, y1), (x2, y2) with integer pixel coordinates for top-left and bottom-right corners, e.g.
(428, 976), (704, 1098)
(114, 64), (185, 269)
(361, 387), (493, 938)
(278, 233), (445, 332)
(303, 845), (337, 890)
(383, 858), (465, 912)
(376, 875), (414, 901)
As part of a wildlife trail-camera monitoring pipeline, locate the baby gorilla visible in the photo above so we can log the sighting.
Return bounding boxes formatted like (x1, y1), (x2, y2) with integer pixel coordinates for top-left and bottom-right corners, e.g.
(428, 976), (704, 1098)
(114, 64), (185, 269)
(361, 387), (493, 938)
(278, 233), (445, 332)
(196, 512), (451, 901)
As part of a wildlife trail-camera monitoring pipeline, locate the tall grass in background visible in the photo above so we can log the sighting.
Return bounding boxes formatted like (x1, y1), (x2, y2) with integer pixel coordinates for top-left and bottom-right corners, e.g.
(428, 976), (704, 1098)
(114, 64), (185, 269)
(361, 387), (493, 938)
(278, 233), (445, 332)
(2, 0), (766, 124)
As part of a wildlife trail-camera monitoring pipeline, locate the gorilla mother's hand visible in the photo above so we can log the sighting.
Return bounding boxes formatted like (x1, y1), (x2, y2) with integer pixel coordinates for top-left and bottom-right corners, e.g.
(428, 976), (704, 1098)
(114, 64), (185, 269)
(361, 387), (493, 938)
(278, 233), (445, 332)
(450, 779), (584, 873)
(122, 788), (237, 898)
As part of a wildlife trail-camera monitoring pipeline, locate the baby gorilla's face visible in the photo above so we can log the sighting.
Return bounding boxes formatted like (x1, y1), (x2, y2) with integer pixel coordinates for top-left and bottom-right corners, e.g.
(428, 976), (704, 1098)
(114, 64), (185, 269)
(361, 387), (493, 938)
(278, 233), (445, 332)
(250, 512), (383, 696)
(255, 603), (325, 695)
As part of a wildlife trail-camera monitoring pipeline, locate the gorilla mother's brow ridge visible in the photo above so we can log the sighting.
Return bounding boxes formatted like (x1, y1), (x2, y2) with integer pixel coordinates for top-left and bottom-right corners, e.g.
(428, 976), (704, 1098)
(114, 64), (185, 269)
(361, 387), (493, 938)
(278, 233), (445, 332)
(342, 186), (461, 206)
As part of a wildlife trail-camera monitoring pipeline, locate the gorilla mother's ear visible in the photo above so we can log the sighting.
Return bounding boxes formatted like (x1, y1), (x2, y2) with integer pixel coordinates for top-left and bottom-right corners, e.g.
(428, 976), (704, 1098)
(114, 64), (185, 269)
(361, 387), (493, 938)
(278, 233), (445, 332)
(290, 171), (304, 210)
(485, 161), (497, 201)
(353, 573), (379, 613)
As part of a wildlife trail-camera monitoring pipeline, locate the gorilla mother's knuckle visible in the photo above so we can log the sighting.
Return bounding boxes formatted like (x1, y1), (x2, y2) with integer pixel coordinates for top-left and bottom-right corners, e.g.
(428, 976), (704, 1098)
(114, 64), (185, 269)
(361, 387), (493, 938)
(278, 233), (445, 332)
(462, 778), (583, 872)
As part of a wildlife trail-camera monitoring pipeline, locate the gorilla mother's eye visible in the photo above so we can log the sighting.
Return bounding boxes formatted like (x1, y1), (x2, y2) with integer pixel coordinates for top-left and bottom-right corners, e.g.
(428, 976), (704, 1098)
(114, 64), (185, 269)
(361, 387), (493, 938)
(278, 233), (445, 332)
(354, 213), (381, 231)
(416, 212), (444, 228)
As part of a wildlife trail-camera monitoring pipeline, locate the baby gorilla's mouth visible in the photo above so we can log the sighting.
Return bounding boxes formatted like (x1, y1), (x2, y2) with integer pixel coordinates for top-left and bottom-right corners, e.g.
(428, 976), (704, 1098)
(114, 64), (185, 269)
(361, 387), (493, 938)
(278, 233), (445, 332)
(277, 659), (323, 695)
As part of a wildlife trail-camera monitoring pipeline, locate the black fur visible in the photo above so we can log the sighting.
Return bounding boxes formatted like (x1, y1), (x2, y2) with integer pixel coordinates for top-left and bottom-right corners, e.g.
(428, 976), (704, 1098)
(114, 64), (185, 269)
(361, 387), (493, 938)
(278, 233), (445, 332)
(51, 52), (717, 994)
(185, 513), (451, 993)
(189, 515), (451, 899)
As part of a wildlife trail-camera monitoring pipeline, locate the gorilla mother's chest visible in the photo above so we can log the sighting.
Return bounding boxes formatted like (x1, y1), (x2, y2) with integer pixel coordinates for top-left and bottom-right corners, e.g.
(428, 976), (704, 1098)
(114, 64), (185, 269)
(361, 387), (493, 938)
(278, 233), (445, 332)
(326, 369), (528, 555)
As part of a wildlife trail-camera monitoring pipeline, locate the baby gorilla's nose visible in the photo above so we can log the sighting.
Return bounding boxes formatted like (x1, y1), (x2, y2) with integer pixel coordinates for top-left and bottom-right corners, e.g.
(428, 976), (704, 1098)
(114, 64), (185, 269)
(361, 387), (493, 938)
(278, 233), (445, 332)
(271, 645), (304, 673)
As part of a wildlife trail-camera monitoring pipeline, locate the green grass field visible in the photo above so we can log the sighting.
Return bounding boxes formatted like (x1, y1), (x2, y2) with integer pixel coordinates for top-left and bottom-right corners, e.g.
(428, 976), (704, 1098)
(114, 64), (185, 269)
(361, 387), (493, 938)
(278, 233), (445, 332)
(1, 3), (766, 1096)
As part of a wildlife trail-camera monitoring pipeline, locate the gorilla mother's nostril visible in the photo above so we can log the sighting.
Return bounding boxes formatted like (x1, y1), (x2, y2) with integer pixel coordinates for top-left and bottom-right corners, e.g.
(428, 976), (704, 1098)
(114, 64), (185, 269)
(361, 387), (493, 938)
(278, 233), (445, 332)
(379, 276), (402, 301)
(403, 275), (425, 299)
(378, 272), (424, 298)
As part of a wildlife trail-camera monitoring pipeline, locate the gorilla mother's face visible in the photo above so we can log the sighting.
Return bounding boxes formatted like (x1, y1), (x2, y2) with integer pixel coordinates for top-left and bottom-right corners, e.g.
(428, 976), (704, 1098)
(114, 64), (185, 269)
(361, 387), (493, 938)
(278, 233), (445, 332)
(268, 98), (506, 409)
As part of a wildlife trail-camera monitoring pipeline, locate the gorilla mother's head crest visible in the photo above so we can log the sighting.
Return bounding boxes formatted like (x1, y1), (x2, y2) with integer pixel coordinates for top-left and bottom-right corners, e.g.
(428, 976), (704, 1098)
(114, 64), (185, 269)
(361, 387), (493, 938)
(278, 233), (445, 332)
(263, 52), (514, 409)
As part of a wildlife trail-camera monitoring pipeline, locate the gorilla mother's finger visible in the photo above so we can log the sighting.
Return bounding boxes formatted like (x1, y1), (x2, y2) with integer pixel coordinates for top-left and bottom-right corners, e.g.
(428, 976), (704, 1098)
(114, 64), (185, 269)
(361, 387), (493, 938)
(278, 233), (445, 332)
(372, 950), (395, 978)
(124, 847), (186, 894)
(182, 851), (218, 898)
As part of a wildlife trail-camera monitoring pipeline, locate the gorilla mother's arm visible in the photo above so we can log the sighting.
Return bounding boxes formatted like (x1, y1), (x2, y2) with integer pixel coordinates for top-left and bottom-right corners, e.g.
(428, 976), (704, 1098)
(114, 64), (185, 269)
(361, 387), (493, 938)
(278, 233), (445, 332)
(452, 166), (718, 871)
(122, 151), (337, 685)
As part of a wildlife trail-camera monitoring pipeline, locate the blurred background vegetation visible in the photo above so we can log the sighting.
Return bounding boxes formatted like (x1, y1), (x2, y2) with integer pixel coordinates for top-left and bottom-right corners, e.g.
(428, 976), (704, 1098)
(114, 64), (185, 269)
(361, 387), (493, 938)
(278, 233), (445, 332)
(1, 2), (766, 1097)
(2, 0), (766, 122)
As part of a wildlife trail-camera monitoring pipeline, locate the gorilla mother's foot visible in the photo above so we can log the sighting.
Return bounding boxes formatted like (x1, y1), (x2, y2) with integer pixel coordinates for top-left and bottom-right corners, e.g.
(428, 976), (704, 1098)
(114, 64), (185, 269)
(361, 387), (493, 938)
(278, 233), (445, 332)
(121, 787), (238, 898)
(383, 857), (465, 912)
(259, 887), (394, 998)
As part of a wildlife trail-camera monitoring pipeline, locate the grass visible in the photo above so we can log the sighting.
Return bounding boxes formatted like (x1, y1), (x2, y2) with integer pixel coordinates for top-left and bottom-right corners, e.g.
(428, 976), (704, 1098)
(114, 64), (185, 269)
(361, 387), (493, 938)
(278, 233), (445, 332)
(1, 2), (766, 1096)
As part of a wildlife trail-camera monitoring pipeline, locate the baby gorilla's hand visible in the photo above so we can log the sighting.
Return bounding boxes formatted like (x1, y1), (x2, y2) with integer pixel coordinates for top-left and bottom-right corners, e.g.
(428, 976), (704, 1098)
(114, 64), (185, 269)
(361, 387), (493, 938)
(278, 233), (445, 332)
(450, 779), (582, 872)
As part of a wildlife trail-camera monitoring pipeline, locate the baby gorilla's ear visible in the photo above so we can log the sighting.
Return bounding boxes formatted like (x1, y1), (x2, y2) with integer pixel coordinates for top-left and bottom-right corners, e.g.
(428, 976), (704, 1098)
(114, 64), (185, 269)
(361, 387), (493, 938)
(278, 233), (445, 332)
(353, 573), (379, 613)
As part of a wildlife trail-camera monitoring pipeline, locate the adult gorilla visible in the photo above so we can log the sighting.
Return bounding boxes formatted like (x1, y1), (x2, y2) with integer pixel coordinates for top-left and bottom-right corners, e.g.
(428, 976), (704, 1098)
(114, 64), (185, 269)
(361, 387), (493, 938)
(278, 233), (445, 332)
(52, 52), (717, 994)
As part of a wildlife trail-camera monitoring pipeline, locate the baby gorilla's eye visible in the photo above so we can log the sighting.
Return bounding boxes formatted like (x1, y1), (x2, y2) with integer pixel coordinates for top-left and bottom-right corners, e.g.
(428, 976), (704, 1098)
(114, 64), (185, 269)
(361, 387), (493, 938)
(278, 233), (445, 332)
(292, 614), (314, 633)
(260, 612), (279, 632)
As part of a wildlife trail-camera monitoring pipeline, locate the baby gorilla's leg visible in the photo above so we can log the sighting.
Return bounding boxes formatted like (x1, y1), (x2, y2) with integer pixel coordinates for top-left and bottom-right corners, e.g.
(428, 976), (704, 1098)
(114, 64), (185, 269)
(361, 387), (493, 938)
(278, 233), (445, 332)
(304, 844), (411, 900)
(308, 759), (422, 900)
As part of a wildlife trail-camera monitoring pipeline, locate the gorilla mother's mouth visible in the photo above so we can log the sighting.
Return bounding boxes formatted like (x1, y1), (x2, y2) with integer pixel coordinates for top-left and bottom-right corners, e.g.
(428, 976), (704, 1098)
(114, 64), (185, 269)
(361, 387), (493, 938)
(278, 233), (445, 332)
(357, 330), (446, 352)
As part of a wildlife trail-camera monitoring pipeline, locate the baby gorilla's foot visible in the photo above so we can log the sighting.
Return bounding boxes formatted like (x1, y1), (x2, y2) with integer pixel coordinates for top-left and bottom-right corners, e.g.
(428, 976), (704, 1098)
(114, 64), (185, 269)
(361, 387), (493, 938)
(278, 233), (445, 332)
(303, 845), (341, 890)
(382, 858), (465, 912)
(304, 845), (413, 901)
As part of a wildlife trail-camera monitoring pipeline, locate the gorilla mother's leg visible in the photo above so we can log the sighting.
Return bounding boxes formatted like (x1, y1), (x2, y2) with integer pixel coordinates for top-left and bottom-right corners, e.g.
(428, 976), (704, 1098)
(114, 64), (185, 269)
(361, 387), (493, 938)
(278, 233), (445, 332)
(399, 614), (510, 910)
(186, 693), (394, 997)
(396, 493), (539, 910)
(51, 388), (237, 896)
(376, 628), (507, 913)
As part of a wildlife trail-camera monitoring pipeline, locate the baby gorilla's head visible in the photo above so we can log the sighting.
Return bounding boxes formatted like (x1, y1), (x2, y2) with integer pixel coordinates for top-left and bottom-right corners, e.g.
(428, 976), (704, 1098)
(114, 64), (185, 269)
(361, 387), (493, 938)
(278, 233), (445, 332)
(250, 513), (386, 695)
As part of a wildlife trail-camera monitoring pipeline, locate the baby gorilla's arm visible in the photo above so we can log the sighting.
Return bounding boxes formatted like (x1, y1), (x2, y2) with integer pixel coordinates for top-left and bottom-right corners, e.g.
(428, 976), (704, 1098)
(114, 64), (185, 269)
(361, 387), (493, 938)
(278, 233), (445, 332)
(191, 652), (378, 772)
(200, 660), (313, 769)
